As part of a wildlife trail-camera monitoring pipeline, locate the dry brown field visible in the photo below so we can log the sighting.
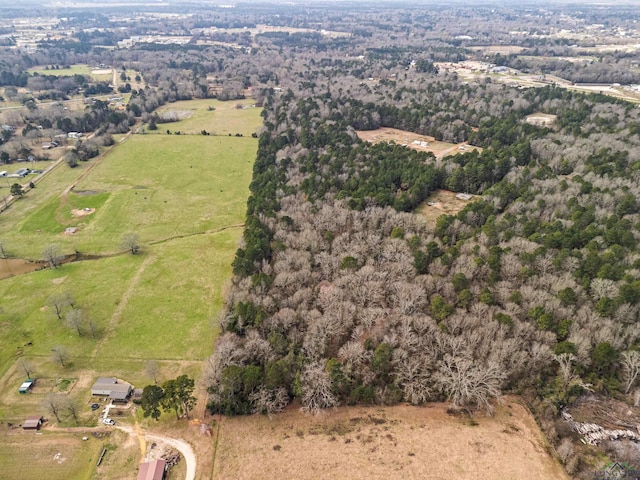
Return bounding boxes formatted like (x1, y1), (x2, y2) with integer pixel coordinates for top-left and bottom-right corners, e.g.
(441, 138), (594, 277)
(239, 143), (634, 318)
(416, 189), (477, 226)
(212, 398), (569, 480)
(356, 127), (481, 159)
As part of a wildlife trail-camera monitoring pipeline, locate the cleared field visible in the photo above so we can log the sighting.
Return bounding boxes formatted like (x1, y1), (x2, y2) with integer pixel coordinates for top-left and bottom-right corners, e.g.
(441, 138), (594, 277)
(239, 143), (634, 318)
(154, 98), (262, 137)
(28, 64), (112, 82)
(526, 112), (557, 126)
(416, 189), (478, 226)
(0, 432), (103, 480)
(356, 127), (482, 159)
(213, 399), (568, 480)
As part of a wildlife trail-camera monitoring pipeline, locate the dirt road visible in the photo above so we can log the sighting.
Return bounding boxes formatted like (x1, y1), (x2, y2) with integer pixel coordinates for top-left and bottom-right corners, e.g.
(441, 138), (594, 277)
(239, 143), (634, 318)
(116, 424), (196, 480)
(146, 434), (196, 480)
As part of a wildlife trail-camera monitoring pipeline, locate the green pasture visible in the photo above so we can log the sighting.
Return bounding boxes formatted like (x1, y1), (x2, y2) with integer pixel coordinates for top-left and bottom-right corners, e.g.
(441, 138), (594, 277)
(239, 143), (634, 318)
(0, 113), (256, 384)
(98, 229), (239, 361)
(0, 255), (144, 378)
(1, 134), (255, 258)
(154, 98), (262, 136)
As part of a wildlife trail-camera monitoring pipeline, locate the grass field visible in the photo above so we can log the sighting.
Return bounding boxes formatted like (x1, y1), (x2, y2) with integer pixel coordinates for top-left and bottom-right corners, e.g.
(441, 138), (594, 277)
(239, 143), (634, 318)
(155, 98), (262, 137)
(0, 133), (255, 376)
(27, 64), (112, 82)
(0, 135), (255, 258)
(213, 399), (569, 480)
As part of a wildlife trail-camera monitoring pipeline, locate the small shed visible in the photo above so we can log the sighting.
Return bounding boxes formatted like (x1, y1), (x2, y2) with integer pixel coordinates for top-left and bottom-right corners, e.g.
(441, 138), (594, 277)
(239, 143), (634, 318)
(23, 416), (43, 430)
(133, 388), (143, 401)
(18, 378), (36, 394)
(137, 458), (166, 480)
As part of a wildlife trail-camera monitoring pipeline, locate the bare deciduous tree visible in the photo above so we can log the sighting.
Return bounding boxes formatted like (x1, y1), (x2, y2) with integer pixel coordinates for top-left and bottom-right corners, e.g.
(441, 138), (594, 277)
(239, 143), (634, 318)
(42, 393), (65, 422)
(65, 308), (83, 336)
(121, 232), (140, 254)
(19, 358), (34, 378)
(51, 345), (68, 367)
(65, 397), (80, 424)
(300, 362), (338, 414)
(436, 356), (504, 414)
(42, 244), (62, 269)
(250, 386), (289, 417)
(621, 351), (640, 394)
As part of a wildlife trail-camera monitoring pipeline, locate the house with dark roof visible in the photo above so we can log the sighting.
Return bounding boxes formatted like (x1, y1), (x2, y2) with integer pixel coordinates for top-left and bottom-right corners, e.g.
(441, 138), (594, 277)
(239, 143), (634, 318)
(91, 377), (133, 403)
(137, 458), (166, 480)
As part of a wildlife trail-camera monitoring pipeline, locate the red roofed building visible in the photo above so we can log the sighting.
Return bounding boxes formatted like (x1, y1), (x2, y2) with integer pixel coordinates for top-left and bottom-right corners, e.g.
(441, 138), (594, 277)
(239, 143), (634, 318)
(137, 458), (166, 480)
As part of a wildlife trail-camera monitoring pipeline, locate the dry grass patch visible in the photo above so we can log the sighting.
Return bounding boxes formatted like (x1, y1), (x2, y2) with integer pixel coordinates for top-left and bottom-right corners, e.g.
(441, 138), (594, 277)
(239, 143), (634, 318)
(356, 127), (481, 159)
(213, 398), (568, 480)
(525, 113), (557, 127)
(416, 189), (478, 226)
(0, 431), (103, 480)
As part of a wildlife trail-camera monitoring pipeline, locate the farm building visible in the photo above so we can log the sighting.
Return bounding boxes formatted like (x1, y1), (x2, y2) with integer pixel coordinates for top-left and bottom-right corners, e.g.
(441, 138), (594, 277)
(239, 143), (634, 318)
(91, 377), (133, 402)
(23, 416), (44, 430)
(137, 458), (166, 480)
(18, 378), (36, 394)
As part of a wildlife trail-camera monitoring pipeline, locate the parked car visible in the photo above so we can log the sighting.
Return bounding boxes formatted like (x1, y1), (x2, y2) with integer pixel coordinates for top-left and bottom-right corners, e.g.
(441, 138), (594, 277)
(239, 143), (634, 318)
(102, 418), (115, 425)
(91, 403), (100, 410)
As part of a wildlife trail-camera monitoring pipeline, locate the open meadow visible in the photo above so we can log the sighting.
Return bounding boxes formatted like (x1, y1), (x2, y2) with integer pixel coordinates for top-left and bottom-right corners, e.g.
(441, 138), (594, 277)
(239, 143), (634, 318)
(27, 64), (112, 82)
(154, 98), (263, 137)
(212, 399), (569, 480)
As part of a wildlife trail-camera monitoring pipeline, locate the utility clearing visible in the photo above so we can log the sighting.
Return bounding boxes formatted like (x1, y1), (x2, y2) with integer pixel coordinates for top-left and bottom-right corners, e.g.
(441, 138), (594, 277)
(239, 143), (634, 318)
(213, 398), (569, 480)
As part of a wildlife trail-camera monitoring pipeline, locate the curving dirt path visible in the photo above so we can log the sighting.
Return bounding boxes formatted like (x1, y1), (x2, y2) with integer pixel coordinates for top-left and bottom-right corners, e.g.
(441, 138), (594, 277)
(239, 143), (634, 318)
(116, 424), (196, 480)
(146, 434), (197, 480)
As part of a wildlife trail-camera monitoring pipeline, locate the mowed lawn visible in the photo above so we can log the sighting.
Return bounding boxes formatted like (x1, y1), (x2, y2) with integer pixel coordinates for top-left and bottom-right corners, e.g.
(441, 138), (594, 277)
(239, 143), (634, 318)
(155, 98), (263, 136)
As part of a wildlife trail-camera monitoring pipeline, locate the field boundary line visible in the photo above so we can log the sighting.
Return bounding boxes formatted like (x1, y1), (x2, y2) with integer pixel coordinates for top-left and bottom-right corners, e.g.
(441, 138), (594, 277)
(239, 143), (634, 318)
(148, 223), (244, 246)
